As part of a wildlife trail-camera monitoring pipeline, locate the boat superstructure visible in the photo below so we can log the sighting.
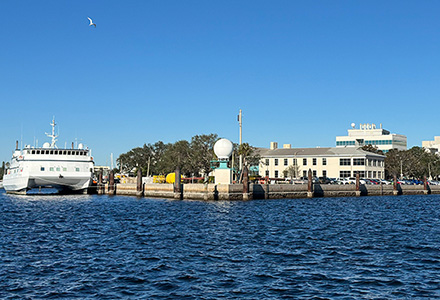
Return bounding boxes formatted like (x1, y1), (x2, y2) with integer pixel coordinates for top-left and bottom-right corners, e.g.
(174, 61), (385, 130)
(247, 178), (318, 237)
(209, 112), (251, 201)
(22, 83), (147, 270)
(3, 119), (94, 194)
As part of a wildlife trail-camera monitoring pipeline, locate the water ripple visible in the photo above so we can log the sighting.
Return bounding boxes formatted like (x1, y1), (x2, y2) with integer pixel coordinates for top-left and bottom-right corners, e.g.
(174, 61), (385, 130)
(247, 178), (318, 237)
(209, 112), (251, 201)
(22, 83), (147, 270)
(2, 192), (440, 298)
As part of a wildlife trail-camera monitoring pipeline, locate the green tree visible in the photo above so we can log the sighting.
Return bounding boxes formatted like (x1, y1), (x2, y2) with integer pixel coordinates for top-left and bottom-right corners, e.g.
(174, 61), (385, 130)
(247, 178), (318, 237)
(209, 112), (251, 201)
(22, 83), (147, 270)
(385, 147), (440, 179)
(190, 134), (218, 178)
(285, 162), (301, 179)
(361, 145), (384, 155)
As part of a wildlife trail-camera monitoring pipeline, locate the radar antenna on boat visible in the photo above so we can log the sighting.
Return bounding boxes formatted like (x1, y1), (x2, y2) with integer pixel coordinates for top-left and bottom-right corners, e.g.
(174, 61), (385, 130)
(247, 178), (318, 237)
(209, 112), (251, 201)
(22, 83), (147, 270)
(45, 118), (58, 148)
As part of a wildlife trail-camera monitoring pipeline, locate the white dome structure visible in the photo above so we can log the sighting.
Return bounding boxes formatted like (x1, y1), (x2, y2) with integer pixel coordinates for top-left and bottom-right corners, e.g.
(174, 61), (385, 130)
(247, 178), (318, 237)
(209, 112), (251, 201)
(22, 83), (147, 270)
(214, 138), (233, 160)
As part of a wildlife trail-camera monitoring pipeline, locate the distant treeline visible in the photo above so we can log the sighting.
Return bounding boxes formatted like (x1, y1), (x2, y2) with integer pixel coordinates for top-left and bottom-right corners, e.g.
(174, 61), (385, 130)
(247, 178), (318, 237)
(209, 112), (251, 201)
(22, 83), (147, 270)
(117, 134), (219, 178)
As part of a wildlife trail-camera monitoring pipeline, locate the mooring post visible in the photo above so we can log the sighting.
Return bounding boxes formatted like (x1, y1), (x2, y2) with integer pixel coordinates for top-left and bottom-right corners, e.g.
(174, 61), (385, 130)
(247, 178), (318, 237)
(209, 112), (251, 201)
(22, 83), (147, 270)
(307, 168), (313, 198)
(393, 175), (398, 195)
(109, 170), (115, 195)
(136, 169), (143, 197)
(355, 173), (360, 196)
(174, 166), (182, 200)
(424, 176), (429, 195)
(98, 171), (104, 194)
(242, 165), (252, 200)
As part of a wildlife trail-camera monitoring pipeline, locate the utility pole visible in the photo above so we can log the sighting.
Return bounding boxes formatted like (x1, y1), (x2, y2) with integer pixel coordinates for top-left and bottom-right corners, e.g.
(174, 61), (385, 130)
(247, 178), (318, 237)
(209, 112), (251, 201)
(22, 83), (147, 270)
(238, 109), (243, 173)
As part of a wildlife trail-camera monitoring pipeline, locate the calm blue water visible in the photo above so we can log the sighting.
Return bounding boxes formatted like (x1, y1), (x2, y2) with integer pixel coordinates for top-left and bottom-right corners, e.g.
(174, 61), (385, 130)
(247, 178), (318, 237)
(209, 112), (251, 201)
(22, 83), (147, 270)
(1, 190), (440, 299)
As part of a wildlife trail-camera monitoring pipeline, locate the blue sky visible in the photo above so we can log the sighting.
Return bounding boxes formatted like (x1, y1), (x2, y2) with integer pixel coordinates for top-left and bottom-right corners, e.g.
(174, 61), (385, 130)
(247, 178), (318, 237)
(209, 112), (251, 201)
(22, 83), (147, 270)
(1, 0), (440, 165)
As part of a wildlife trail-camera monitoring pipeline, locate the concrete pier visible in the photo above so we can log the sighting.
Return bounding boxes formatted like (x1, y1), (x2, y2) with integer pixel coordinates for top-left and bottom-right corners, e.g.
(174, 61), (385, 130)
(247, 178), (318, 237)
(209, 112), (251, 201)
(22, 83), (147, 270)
(94, 182), (440, 200)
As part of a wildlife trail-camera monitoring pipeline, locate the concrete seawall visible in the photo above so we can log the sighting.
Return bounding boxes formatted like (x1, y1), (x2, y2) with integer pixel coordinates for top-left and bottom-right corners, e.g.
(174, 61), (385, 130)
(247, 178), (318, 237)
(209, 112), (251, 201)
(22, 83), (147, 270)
(95, 183), (440, 200)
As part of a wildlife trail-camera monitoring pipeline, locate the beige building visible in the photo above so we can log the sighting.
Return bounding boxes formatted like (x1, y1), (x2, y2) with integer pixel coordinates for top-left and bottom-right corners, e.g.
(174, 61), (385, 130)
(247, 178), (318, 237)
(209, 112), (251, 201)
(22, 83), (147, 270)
(336, 123), (407, 153)
(422, 137), (440, 154)
(256, 142), (385, 179)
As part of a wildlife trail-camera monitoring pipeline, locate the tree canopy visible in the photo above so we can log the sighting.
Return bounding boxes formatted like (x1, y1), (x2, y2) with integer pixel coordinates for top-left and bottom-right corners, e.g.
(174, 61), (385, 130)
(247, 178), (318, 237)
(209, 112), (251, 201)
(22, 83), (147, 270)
(385, 147), (440, 179)
(116, 134), (218, 177)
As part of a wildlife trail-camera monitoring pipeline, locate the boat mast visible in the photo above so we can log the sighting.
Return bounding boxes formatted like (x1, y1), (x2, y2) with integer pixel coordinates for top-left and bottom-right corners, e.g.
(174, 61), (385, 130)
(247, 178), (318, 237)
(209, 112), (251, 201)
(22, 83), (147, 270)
(45, 118), (58, 148)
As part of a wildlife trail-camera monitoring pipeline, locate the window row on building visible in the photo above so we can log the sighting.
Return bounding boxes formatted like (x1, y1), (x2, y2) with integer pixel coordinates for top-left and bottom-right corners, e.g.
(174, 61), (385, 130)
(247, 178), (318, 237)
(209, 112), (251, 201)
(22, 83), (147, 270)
(336, 141), (356, 146)
(266, 157), (329, 166)
(264, 169), (383, 179)
(340, 158), (383, 166)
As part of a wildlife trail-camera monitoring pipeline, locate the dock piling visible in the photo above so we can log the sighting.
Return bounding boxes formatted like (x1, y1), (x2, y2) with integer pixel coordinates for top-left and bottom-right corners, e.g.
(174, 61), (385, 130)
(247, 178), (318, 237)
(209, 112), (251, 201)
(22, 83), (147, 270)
(136, 169), (143, 197)
(174, 166), (182, 200)
(307, 169), (313, 198)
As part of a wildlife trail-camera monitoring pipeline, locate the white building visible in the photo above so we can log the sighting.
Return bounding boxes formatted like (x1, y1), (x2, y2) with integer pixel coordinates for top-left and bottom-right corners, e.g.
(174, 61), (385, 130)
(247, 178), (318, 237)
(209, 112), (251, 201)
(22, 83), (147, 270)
(336, 123), (407, 153)
(256, 142), (385, 179)
(422, 137), (440, 154)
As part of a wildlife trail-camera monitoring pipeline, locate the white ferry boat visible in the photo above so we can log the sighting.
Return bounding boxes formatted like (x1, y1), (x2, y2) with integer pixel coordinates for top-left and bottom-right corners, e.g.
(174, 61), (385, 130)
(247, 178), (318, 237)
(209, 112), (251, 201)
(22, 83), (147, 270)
(3, 119), (94, 194)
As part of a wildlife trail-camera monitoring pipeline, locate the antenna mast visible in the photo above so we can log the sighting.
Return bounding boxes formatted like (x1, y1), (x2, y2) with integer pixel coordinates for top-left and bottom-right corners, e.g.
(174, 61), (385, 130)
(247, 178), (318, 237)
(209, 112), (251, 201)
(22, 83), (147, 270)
(45, 118), (58, 148)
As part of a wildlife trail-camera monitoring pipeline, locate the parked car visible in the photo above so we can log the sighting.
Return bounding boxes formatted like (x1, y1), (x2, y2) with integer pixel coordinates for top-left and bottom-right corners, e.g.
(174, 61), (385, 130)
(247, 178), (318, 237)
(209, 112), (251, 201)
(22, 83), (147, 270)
(318, 176), (332, 184)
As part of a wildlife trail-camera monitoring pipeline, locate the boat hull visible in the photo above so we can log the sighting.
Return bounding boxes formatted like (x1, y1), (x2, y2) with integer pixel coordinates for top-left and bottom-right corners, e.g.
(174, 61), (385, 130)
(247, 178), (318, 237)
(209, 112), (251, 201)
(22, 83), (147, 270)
(3, 173), (92, 194)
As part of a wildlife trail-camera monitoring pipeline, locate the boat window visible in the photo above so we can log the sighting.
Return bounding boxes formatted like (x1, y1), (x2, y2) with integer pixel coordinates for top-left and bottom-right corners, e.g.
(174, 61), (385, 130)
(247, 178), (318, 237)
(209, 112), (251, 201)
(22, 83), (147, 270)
(63, 151), (67, 155)
(50, 150), (54, 155)
(75, 167), (80, 172)
(50, 167), (54, 171)
(63, 167), (67, 171)
(56, 167), (60, 171)
(32, 150), (35, 154)
(37, 150), (40, 154)
(68, 151), (71, 155)
(40, 167), (45, 171)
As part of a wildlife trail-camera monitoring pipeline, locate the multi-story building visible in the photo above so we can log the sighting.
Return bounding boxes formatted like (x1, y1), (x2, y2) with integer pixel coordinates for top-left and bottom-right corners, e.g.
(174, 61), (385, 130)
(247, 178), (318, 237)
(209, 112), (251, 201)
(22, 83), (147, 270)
(422, 137), (440, 154)
(256, 142), (385, 179)
(336, 123), (407, 153)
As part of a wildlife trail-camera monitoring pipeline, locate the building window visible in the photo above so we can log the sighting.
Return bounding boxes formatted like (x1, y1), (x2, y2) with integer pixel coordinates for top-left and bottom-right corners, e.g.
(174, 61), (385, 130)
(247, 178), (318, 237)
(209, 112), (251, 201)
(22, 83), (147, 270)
(303, 170), (307, 177)
(353, 158), (365, 166)
(293, 158), (297, 166)
(378, 171), (381, 178)
(265, 170), (269, 177)
(265, 159), (269, 166)
(340, 171), (351, 178)
(275, 159), (278, 166)
(373, 160), (377, 167)
(323, 170), (327, 177)
(284, 159), (288, 166)
(340, 158), (351, 166)
(303, 158), (307, 166)
(313, 170), (317, 177)
(373, 171), (377, 178)
(322, 158), (327, 166)
(354, 171), (365, 177)
(313, 158), (317, 165)
(368, 171), (372, 178)
(274, 170), (279, 178)
(337, 141), (356, 146)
